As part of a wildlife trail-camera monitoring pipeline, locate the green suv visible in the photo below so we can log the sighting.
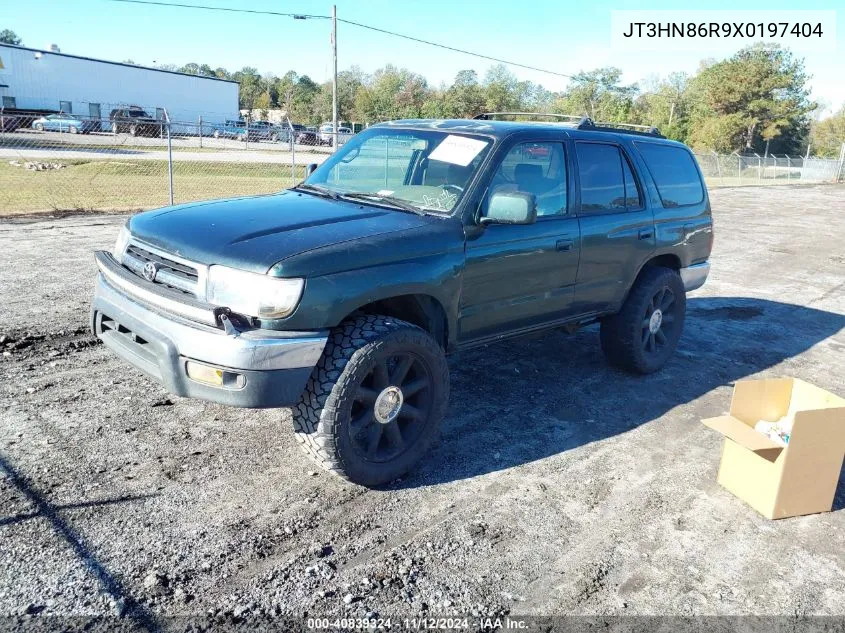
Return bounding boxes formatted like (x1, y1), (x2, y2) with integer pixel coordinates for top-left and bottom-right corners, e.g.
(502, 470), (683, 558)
(91, 114), (713, 486)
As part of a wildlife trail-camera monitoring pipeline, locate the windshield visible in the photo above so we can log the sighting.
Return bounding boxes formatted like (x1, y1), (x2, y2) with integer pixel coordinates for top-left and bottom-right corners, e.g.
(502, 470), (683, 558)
(303, 128), (492, 214)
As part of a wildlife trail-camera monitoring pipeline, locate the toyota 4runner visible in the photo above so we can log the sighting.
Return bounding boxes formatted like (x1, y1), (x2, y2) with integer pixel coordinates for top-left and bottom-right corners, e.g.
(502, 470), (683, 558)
(91, 114), (713, 486)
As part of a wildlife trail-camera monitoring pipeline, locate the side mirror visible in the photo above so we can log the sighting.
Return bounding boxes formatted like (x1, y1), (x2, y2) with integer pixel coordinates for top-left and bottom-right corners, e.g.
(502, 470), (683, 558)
(306, 163), (318, 176)
(480, 191), (537, 225)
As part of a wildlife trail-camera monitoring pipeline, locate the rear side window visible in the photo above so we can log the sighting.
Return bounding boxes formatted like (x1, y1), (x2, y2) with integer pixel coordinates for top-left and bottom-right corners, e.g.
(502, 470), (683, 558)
(635, 142), (704, 208)
(576, 142), (641, 214)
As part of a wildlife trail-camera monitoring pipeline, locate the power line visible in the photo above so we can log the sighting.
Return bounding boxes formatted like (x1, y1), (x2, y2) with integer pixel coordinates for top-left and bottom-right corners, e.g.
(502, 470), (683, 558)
(108, 0), (328, 20)
(106, 0), (573, 79)
(337, 18), (573, 79)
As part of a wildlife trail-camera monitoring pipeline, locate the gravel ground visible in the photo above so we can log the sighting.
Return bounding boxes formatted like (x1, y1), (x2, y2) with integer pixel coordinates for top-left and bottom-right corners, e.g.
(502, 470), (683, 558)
(1, 185), (844, 628)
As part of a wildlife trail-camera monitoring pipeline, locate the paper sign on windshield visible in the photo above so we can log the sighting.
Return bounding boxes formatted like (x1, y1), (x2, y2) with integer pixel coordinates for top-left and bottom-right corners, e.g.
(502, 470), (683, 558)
(428, 135), (488, 167)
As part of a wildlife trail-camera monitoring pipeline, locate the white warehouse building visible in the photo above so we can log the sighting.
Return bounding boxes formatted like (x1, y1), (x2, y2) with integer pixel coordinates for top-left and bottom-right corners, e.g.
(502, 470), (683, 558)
(0, 43), (239, 128)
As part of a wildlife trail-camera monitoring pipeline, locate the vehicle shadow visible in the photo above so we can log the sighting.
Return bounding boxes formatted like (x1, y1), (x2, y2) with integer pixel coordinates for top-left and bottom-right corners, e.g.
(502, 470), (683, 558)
(0, 452), (160, 630)
(396, 297), (845, 493)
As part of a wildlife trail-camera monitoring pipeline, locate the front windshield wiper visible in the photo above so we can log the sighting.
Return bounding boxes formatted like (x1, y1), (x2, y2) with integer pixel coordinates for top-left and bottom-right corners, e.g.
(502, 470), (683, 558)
(291, 183), (339, 200)
(338, 192), (426, 215)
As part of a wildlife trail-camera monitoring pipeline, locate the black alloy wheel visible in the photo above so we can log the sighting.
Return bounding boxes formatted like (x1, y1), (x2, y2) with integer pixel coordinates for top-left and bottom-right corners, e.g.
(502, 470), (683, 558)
(293, 314), (449, 486)
(641, 285), (677, 356)
(600, 266), (686, 374)
(347, 351), (432, 464)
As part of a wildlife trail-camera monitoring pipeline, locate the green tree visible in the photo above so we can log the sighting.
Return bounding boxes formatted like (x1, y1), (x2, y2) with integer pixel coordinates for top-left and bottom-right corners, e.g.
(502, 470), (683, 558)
(232, 66), (262, 111)
(179, 63), (200, 75)
(442, 70), (484, 118)
(315, 66), (366, 123)
(809, 105), (845, 157)
(0, 29), (21, 45)
(632, 72), (690, 140)
(686, 44), (815, 153)
(553, 67), (637, 122)
(293, 75), (320, 123)
(482, 64), (521, 111)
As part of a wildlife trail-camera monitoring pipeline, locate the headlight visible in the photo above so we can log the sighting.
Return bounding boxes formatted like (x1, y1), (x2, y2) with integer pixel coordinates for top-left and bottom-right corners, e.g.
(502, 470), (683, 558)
(207, 265), (304, 319)
(112, 224), (131, 260)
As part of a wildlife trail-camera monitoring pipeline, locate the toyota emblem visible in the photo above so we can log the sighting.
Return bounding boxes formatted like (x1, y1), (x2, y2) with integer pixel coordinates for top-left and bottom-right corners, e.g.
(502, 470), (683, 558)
(142, 261), (159, 282)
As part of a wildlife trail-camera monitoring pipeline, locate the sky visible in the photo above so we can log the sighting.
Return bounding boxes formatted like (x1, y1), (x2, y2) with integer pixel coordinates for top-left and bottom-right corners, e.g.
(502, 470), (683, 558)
(4, 0), (844, 114)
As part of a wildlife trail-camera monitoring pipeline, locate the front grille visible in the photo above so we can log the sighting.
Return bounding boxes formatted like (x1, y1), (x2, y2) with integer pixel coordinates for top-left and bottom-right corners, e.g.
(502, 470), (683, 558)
(123, 242), (202, 297)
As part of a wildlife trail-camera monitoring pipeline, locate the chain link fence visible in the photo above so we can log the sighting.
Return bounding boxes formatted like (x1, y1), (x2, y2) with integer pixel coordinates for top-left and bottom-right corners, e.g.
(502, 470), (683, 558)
(0, 106), (334, 215)
(1, 106), (843, 215)
(692, 151), (845, 187)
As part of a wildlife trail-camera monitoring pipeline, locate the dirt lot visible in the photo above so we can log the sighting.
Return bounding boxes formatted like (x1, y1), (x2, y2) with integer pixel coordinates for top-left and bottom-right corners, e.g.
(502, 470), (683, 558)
(1, 185), (844, 627)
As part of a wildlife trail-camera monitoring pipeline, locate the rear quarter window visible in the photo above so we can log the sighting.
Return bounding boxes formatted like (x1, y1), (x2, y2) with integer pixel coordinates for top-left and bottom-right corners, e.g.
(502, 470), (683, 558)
(635, 142), (704, 208)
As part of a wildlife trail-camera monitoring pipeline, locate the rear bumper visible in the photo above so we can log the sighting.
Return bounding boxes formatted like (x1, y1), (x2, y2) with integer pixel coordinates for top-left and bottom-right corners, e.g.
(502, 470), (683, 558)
(680, 261), (710, 292)
(91, 259), (327, 408)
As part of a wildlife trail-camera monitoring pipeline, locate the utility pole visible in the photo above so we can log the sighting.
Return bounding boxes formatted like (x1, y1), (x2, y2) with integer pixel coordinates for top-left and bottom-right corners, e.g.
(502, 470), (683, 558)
(332, 4), (338, 153)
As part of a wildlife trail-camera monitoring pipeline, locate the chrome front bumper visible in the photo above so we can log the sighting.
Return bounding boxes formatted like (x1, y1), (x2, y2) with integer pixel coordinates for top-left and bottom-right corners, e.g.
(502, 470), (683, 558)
(91, 253), (327, 408)
(680, 261), (710, 292)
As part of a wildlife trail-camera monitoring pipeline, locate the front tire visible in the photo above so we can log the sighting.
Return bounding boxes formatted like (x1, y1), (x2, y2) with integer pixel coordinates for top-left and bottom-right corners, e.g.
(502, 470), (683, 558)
(600, 266), (686, 374)
(293, 315), (449, 487)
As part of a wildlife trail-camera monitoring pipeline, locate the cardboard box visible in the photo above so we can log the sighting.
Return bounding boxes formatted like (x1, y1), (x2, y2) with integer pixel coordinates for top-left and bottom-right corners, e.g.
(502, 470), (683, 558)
(702, 378), (845, 519)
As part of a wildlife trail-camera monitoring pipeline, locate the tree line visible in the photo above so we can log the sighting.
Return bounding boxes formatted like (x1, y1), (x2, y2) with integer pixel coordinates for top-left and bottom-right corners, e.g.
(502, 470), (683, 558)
(165, 44), (842, 157)
(2, 28), (842, 158)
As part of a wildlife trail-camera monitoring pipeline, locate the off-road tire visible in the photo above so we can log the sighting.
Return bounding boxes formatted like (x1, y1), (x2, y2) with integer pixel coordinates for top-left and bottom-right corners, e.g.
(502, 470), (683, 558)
(292, 314), (449, 487)
(600, 266), (686, 374)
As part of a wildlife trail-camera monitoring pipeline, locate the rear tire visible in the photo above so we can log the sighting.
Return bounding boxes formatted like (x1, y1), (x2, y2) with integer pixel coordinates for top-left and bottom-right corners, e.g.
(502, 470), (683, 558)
(129, 124), (138, 137)
(292, 314), (449, 487)
(34, 123), (44, 131)
(69, 126), (78, 134)
(600, 266), (686, 374)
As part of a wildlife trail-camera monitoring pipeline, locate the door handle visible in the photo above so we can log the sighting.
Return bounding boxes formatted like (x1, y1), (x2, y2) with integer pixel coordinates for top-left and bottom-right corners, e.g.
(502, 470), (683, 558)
(638, 228), (654, 240)
(556, 238), (575, 251)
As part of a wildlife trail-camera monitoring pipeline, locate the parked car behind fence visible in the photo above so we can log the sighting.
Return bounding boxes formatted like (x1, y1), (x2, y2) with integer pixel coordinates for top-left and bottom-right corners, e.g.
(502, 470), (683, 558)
(213, 119), (284, 142)
(109, 106), (164, 137)
(318, 123), (353, 146)
(32, 113), (100, 134)
(0, 111), (37, 133)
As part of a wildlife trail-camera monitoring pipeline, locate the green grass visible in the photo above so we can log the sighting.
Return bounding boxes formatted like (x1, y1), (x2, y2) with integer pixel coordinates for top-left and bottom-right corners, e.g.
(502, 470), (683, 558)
(0, 159), (306, 215)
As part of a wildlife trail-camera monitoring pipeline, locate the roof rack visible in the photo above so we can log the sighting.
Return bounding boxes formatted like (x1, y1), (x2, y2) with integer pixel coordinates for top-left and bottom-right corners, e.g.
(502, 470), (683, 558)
(472, 111), (664, 138)
(473, 112), (591, 126)
(590, 121), (664, 137)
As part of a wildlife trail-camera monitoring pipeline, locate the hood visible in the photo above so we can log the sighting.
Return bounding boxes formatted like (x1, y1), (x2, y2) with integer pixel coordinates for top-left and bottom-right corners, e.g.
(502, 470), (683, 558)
(128, 190), (436, 274)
